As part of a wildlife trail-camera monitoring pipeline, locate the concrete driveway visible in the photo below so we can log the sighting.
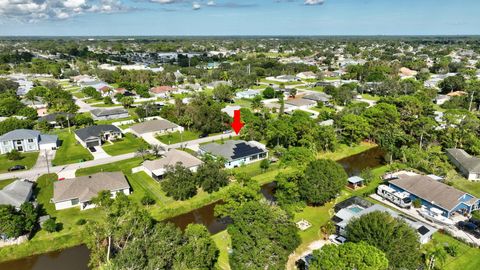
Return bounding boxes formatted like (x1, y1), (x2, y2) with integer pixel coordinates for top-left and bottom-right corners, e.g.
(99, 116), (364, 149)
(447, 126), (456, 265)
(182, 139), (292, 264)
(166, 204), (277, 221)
(90, 146), (111, 159)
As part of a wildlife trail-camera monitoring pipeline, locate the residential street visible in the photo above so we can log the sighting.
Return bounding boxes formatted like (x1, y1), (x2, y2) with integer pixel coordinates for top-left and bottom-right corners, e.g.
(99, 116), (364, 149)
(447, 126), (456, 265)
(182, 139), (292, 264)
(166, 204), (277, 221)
(0, 152), (136, 181)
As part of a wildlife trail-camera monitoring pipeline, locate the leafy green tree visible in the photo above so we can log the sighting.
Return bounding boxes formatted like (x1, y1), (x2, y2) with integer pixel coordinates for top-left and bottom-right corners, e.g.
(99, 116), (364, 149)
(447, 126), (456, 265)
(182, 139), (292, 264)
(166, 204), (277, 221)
(280, 146), (316, 166)
(346, 211), (421, 270)
(175, 224), (219, 269)
(316, 125), (338, 152)
(439, 75), (466, 93)
(337, 113), (371, 145)
(196, 158), (229, 193)
(103, 96), (113, 105)
(215, 182), (261, 218)
(310, 242), (389, 270)
(20, 202), (38, 233)
(0, 205), (25, 238)
(120, 96), (134, 108)
(212, 84), (234, 102)
(43, 218), (58, 233)
(262, 86), (276, 99)
(259, 159), (270, 172)
(161, 163), (197, 200)
(0, 118), (34, 136)
(229, 201), (300, 270)
(298, 159), (348, 205)
(73, 114), (94, 127)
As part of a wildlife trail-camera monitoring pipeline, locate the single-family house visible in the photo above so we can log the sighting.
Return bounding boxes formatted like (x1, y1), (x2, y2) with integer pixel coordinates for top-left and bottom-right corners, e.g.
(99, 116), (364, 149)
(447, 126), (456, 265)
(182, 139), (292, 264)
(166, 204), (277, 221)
(90, 108), (129, 121)
(0, 129), (58, 154)
(285, 98), (317, 109)
(150, 86), (175, 98)
(39, 112), (75, 128)
(387, 172), (480, 217)
(0, 180), (35, 209)
(74, 125), (122, 148)
(446, 148), (480, 181)
(435, 94), (451, 105)
(221, 105), (242, 118)
(198, 140), (268, 169)
(137, 149), (203, 180)
(52, 172), (130, 210)
(296, 71), (316, 80)
(130, 119), (183, 136)
(302, 92), (331, 104)
(99, 86), (113, 97)
(235, 90), (261, 99)
(332, 196), (436, 244)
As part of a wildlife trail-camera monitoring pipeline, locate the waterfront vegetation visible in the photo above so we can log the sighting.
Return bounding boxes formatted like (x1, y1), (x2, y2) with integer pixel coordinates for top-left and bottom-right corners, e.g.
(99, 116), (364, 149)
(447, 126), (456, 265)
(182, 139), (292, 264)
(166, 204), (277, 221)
(0, 152), (39, 173)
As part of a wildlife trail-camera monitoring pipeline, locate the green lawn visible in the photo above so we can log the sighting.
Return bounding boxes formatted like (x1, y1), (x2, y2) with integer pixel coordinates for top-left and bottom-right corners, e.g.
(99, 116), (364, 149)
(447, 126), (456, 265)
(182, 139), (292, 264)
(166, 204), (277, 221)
(52, 131), (93, 166)
(361, 93), (381, 101)
(0, 152), (39, 173)
(72, 91), (85, 98)
(424, 233), (480, 270)
(451, 177), (480, 198)
(102, 133), (149, 156)
(157, 130), (202, 145)
(0, 178), (16, 189)
(212, 231), (232, 270)
(232, 98), (252, 108)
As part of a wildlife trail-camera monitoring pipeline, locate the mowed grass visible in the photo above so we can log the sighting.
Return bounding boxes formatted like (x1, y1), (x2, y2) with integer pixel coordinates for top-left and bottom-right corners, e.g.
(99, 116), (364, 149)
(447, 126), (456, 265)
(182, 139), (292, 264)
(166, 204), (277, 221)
(212, 230), (232, 270)
(0, 178), (16, 189)
(425, 233), (480, 270)
(102, 133), (149, 156)
(157, 130), (202, 145)
(451, 177), (480, 198)
(52, 131), (93, 166)
(0, 152), (39, 173)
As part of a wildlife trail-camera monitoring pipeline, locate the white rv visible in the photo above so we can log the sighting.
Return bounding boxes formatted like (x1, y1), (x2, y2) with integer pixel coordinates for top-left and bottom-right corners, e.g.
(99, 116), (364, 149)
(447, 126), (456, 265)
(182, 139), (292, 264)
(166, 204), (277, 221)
(377, 185), (412, 208)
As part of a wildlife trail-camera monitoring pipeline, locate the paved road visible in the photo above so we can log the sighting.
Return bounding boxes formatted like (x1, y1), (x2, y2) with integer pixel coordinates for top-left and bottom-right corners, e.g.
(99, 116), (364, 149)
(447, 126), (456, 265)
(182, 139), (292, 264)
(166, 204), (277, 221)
(0, 152), (136, 181)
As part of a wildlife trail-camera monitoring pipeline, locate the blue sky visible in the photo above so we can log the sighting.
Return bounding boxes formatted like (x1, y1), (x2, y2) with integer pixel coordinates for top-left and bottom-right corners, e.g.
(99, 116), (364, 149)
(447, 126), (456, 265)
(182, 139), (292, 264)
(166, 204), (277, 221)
(0, 0), (478, 36)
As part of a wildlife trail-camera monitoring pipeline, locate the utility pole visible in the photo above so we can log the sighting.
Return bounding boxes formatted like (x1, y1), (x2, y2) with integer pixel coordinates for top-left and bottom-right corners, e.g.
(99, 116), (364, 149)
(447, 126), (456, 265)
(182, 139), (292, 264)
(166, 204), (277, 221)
(468, 90), (475, 112)
(45, 149), (50, 174)
(67, 116), (71, 134)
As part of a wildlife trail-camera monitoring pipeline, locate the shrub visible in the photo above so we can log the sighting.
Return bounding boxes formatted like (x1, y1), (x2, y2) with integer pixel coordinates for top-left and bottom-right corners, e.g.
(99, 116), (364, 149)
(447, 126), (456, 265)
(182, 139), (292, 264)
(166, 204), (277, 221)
(141, 195), (155, 206)
(260, 159), (270, 171)
(6, 149), (22, 161)
(444, 244), (459, 257)
(412, 198), (422, 208)
(76, 219), (87, 225)
(43, 218), (58, 233)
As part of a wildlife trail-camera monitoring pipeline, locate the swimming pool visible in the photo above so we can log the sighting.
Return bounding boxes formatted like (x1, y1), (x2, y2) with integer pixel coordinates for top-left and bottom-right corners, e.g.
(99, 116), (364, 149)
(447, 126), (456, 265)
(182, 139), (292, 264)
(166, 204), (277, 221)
(348, 205), (364, 213)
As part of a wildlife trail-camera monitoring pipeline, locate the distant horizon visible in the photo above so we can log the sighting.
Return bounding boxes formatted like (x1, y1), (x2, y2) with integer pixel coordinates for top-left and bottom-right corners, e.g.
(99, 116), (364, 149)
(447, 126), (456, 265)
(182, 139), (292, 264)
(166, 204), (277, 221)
(0, 0), (478, 36)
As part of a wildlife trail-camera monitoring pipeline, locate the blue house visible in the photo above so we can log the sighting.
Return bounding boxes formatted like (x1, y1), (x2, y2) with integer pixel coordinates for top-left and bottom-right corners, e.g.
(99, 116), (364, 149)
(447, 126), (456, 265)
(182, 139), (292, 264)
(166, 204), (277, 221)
(388, 173), (480, 218)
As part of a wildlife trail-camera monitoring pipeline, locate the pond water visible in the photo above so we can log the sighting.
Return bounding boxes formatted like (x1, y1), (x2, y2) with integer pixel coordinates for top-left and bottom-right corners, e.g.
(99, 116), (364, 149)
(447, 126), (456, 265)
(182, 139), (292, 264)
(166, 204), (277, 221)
(336, 147), (385, 176)
(0, 245), (90, 270)
(0, 147), (383, 270)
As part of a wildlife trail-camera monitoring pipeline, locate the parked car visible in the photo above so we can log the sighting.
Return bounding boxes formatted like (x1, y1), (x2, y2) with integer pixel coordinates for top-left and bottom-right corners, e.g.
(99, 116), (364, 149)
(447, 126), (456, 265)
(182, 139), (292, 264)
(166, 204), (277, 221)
(8, 165), (26, 171)
(469, 218), (480, 226)
(457, 221), (480, 238)
(88, 146), (97, 152)
(198, 133), (208, 138)
(295, 253), (314, 270)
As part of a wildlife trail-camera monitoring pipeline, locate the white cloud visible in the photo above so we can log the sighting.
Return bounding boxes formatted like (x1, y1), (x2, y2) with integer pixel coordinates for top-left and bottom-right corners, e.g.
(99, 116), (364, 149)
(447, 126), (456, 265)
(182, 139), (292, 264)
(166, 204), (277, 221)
(0, 0), (130, 22)
(304, 0), (325, 5)
(207, 1), (215, 6)
(192, 2), (201, 10)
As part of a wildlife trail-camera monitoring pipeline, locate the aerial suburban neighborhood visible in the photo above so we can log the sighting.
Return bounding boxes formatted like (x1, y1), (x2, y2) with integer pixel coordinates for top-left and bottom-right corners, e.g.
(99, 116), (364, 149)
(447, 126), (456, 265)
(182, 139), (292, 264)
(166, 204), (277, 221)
(1, 1), (480, 270)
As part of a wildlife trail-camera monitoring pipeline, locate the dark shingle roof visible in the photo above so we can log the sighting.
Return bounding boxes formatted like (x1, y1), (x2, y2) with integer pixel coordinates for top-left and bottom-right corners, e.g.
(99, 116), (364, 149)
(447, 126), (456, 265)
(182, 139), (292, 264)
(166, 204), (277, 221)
(200, 140), (266, 161)
(91, 108), (128, 117)
(446, 148), (480, 173)
(74, 125), (121, 142)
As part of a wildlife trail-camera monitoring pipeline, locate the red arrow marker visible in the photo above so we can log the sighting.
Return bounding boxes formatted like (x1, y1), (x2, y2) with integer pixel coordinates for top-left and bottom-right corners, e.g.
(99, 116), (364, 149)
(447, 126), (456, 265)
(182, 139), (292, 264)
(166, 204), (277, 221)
(230, 110), (244, 135)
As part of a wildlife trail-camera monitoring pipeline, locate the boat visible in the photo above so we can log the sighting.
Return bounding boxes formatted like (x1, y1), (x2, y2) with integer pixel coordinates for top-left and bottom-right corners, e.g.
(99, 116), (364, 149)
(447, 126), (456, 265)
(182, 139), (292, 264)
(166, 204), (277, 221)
(418, 206), (455, 227)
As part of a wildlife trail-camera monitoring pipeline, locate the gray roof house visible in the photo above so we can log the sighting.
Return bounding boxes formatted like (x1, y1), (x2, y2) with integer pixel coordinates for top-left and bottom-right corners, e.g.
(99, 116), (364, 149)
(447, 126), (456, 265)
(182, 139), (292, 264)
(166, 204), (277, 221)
(138, 149), (203, 179)
(302, 92), (331, 103)
(130, 119), (182, 136)
(53, 172), (130, 210)
(39, 112), (75, 127)
(285, 98), (317, 108)
(74, 125), (122, 148)
(0, 129), (58, 154)
(446, 148), (480, 181)
(199, 140), (268, 169)
(90, 108), (129, 121)
(332, 196), (437, 244)
(0, 180), (35, 209)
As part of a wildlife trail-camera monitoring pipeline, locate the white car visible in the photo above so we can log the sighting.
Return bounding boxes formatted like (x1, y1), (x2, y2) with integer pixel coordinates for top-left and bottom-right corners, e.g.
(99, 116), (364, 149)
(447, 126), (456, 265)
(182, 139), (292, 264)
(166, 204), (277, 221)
(328, 234), (346, 245)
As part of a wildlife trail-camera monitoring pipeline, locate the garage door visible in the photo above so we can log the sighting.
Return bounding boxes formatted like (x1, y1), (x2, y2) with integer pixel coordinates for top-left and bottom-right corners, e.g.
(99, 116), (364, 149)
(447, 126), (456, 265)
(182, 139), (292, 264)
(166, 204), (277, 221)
(86, 140), (100, 147)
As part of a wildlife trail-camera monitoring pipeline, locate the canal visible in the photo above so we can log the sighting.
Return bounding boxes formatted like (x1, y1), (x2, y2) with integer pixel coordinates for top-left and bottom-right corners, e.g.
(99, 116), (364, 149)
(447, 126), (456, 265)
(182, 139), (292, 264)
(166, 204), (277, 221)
(0, 147), (384, 270)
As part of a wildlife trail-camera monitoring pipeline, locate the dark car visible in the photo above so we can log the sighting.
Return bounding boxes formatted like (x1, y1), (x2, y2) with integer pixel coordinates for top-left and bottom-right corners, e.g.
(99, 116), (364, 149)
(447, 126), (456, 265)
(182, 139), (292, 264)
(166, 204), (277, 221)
(88, 146), (97, 152)
(198, 133), (208, 138)
(457, 221), (478, 231)
(8, 165), (26, 171)
(469, 218), (480, 226)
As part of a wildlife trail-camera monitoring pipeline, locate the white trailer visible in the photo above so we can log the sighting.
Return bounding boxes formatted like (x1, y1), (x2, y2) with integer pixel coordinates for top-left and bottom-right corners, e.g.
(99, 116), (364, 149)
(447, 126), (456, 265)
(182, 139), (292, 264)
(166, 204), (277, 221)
(377, 185), (412, 208)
